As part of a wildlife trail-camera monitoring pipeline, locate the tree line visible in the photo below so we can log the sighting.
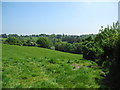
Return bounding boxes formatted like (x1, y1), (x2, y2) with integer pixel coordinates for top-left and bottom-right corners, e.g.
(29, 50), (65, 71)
(1, 33), (95, 54)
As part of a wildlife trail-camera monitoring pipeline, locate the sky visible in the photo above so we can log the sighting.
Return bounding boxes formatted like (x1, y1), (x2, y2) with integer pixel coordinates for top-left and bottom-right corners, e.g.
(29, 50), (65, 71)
(2, 2), (118, 35)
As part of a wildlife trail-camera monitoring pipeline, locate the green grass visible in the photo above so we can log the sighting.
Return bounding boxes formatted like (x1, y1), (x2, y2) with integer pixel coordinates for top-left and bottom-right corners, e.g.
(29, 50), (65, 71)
(0, 38), (7, 40)
(2, 44), (103, 88)
(2, 44), (82, 60)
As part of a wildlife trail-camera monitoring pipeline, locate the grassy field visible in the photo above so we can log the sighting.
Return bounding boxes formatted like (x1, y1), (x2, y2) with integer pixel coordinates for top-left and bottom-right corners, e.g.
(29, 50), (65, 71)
(2, 44), (82, 60)
(2, 44), (103, 88)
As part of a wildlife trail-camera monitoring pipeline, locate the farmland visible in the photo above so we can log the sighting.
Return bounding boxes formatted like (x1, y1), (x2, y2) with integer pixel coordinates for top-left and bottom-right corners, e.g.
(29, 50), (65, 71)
(2, 44), (103, 88)
(2, 44), (82, 60)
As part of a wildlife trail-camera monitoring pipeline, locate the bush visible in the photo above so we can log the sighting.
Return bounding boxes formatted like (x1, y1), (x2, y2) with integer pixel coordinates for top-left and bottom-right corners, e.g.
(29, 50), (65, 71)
(73, 43), (82, 54)
(4, 37), (22, 45)
(23, 39), (36, 46)
(36, 37), (50, 48)
(55, 42), (74, 53)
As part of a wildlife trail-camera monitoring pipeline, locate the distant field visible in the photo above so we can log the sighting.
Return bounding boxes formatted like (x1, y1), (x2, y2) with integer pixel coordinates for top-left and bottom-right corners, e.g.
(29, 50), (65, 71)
(2, 44), (82, 60)
(0, 38), (7, 41)
(2, 44), (103, 88)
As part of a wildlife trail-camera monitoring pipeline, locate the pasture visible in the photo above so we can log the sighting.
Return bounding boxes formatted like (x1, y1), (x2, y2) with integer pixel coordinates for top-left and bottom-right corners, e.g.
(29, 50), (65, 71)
(2, 44), (103, 88)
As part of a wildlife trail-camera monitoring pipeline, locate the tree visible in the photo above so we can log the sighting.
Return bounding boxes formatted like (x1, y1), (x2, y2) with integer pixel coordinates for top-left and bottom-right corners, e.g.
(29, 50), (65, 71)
(73, 43), (82, 54)
(55, 42), (74, 53)
(23, 39), (36, 46)
(80, 21), (120, 87)
(8, 34), (19, 37)
(106, 34), (120, 88)
(36, 37), (50, 48)
(1, 34), (7, 38)
(4, 37), (22, 45)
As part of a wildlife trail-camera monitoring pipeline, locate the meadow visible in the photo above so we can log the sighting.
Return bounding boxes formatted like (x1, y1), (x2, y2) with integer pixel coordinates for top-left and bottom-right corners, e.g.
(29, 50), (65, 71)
(2, 44), (82, 60)
(2, 44), (103, 88)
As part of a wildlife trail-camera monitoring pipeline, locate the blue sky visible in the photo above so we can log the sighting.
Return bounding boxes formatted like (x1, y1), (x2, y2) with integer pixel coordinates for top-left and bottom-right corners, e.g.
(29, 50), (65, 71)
(2, 2), (118, 35)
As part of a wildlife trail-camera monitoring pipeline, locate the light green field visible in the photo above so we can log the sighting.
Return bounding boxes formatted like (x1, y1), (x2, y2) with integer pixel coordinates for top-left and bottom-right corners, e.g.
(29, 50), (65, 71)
(0, 38), (7, 41)
(2, 44), (83, 60)
(2, 44), (103, 88)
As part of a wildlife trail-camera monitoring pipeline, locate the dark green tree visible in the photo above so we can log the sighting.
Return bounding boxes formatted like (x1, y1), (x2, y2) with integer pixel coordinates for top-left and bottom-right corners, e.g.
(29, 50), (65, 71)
(4, 37), (22, 45)
(1, 34), (7, 38)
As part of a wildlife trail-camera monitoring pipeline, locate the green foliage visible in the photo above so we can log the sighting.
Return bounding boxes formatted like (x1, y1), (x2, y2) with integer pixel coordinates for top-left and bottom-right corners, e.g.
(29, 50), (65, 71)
(23, 39), (37, 46)
(82, 22), (119, 66)
(1, 33), (96, 55)
(105, 34), (120, 88)
(73, 43), (82, 54)
(0, 34), (7, 38)
(36, 37), (50, 48)
(95, 22), (119, 66)
(8, 34), (19, 37)
(4, 37), (22, 45)
(55, 42), (74, 53)
(80, 21), (120, 88)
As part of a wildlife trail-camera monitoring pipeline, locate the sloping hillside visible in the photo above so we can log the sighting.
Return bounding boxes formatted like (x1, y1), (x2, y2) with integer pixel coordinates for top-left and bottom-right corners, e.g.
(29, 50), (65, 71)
(2, 44), (82, 60)
(2, 44), (103, 88)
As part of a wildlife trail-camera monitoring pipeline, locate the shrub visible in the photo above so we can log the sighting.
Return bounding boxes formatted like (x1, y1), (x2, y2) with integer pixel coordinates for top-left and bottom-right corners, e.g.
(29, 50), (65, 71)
(36, 37), (50, 48)
(4, 37), (22, 45)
